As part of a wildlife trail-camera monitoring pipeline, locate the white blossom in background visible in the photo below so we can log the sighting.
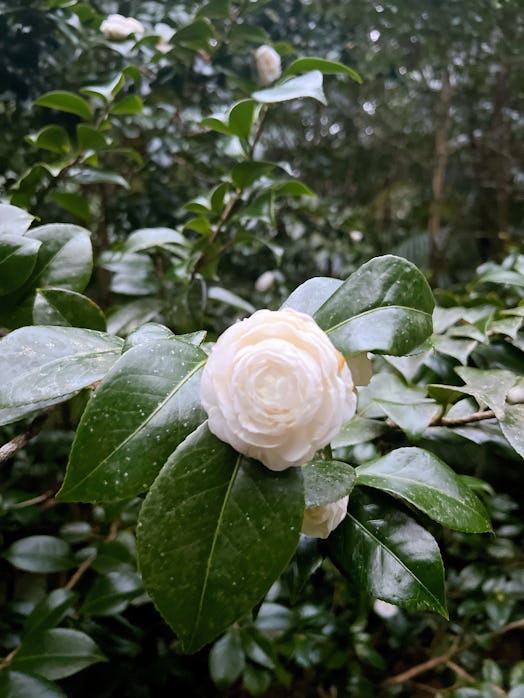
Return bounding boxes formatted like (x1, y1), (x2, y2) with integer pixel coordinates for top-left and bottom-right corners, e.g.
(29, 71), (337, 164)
(350, 230), (363, 242)
(255, 45), (282, 86)
(302, 496), (349, 538)
(255, 270), (276, 292)
(200, 309), (357, 471)
(373, 599), (399, 619)
(100, 14), (144, 41)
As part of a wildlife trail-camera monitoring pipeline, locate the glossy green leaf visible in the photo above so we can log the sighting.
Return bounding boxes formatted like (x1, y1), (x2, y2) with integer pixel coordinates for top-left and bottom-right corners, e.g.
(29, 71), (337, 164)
(0, 326), (123, 425)
(284, 57), (362, 83)
(35, 91), (93, 121)
(72, 167), (129, 189)
(229, 23), (269, 44)
(4, 536), (74, 573)
(123, 227), (187, 253)
(11, 629), (106, 679)
(0, 671), (66, 698)
(81, 571), (143, 615)
(328, 490), (447, 616)
(360, 372), (440, 438)
(455, 366), (516, 419)
(26, 125), (71, 154)
(110, 94), (143, 115)
(172, 19), (215, 48)
(331, 416), (388, 448)
(231, 161), (274, 189)
(23, 589), (78, 639)
(81, 72), (126, 101)
(209, 631), (245, 689)
(123, 322), (174, 350)
(0, 235), (41, 295)
(272, 180), (315, 197)
(500, 403), (524, 458)
(282, 277), (342, 316)
(57, 337), (207, 502)
(76, 124), (107, 151)
(106, 298), (162, 335)
(253, 70), (326, 105)
(356, 447), (492, 532)
(228, 99), (258, 139)
(0, 204), (34, 236)
(432, 335), (478, 364)
(314, 255), (434, 355)
(137, 423), (304, 653)
(33, 288), (106, 331)
(208, 286), (256, 314)
(51, 192), (90, 222)
(302, 460), (356, 507)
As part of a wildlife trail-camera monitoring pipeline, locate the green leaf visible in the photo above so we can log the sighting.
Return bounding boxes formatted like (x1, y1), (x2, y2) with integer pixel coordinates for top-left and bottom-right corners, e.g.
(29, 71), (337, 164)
(76, 124), (107, 151)
(302, 460), (356, 507)
(272, 180), (315, 197)
(314, 255), (434, 355)
(172, 19), (215, 48)
(208, 286), (256, 314)
(26, 125), (71, 154)
(35, 91), (93, 121)
(231, 161), (274, 189)
(282, 277), (342, 316)
(328, 490), (448, 617)
(455, 366), (516, 419)
(284, 57), (362, 83)
(0, 671), (67, 698)
(11, 629), (106, 680)
(359, 373), (440, 438)
(33, 288), (106, 331)
(81, 72), (126, 101)
(0, 326), (123, 425)
(137, 423), (304, 653)
(51, 192), (90, 222)
(228, 99), (258, 139)
(110, 94), (144, 115)
(356, 447), (492, 532)
(81, 571), (143, 615)
(23, 589), (78, 639)
(331, 416), (387, 448)
(229, 23), (269, 44)
(196, 0), (231, 18)
(209, 631), (245, 689)
(0, 235), (41, 295)
(106, 298), (162, 335)
(123, 227), (188, 254)
(252, 70), (327, 105)
(4, 536), (74, 573)
(71, 167), (129, 189)
(57, 337), (207, 502)
(500, 403), (524, 459)
(0, 204), (34, 236)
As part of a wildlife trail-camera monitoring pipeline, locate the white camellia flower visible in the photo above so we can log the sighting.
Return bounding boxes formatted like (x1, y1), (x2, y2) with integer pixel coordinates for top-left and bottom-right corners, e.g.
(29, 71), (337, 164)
(302, 496), (349, 538)
(100, 14), (145, 41)
(200, 308), (357, 471)
(255, 45), (282, 86)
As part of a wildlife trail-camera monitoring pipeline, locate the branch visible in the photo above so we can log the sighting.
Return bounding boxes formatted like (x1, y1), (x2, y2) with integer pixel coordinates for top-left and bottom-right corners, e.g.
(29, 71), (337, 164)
(0, 410), (51, 465)
(383, 655), (450, 686)
(438, 409), (496, 427)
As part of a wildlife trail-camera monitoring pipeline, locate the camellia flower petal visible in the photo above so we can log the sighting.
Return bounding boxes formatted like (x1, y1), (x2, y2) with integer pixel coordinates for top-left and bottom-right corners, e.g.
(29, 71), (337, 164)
(255, 45), (282, 86)
(200, 308), (357, 471)
(100, 14), (145, 41)
(302, 496), (349, 538)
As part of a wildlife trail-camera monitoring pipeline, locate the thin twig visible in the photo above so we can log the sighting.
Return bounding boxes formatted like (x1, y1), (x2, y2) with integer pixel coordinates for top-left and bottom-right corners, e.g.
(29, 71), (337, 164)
(12, 489), (55, 509)
(383, 655), (450, 686)
(446, 660), (476, 684)
(0, 410), (51, 465)
(496, 617), (524, 635)
(439, 409), (496, 427)
(63, 553), (97, 591)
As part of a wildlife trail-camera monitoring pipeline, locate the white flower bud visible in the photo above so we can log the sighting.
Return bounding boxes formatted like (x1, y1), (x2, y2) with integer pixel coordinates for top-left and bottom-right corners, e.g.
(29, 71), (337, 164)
(255, 45), (282, 86)
(302, 496), (349, 538)
(373, 599), (399, 619)
(255, 271), (276, 292)
(100, 14), (144, 41)
(200, 309), (357, 471)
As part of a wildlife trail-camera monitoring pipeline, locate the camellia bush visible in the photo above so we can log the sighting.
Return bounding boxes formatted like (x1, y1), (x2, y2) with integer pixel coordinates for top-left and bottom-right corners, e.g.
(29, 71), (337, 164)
(1, 3), (523, 696)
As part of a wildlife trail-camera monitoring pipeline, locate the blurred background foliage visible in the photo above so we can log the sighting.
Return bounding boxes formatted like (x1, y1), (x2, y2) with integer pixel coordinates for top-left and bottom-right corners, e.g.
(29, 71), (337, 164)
(0, 0), (523, 696)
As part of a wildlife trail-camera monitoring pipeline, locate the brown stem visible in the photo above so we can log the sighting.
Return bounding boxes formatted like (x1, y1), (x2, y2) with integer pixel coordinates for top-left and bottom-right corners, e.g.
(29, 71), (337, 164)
(12, 489), (55, 509)
(384, 655), (450, 686)
(0, 410), (51, 465)
(438, 409), (496, 427)
(496, 617), (524, 635)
